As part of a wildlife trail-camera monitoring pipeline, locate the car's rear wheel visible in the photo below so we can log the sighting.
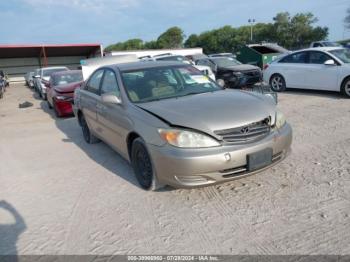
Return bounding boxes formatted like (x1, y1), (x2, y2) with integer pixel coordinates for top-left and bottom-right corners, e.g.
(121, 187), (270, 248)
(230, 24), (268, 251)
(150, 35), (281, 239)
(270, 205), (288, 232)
(80, 114), (100, 144)
(341, 77), (350, 98)
(270, 74), (286, 92)
(131, 138), (160, 191)
(47, 100), (52, 109)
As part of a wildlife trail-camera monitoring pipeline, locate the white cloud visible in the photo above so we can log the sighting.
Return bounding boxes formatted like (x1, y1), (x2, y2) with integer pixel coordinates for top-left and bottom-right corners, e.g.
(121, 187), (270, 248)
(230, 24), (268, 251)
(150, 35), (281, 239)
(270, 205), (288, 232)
(21, 0), (139, 13)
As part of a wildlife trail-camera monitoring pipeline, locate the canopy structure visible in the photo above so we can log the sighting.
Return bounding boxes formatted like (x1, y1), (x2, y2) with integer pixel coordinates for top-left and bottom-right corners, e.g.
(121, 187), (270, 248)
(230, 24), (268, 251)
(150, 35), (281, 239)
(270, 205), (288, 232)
(0, 43), (102, 82)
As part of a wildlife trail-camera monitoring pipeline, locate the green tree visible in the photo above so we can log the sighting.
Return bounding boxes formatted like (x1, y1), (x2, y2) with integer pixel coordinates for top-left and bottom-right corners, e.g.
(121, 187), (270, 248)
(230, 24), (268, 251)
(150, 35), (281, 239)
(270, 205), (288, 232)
(122, 39), (144, 50)
(144, 40), (159, 49)
(184, 34), (199, 48)
(157, 27), (185, 48)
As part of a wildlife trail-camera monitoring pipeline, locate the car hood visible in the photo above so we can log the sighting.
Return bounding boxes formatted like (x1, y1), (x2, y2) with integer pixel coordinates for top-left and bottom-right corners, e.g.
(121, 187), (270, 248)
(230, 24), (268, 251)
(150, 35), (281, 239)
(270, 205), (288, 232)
(54, 81), (83, 93)
(219, 64), (260, 72)
(137, 89), (276, 137)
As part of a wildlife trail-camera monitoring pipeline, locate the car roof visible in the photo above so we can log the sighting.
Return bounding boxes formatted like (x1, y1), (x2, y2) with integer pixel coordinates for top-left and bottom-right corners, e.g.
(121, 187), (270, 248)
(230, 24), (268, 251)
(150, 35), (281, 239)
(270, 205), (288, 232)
(291, 47), (344, 53)
(41, 66), (68, 71)
(110, 61), (186, 71)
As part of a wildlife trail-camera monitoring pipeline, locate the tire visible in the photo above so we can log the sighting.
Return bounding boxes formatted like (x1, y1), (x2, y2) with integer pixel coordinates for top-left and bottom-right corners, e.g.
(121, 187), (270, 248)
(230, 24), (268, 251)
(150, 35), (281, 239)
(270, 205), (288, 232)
(341, 76), (350, 98)
(131, 138), (161, 191)
(41, 93), (47, 100)
(80, 114), (100, 144)
(270, 74), (286, 92)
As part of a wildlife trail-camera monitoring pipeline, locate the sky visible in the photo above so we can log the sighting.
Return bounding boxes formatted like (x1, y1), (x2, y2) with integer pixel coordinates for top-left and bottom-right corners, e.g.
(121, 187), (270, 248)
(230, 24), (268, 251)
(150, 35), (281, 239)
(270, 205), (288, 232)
(0, 0), (349, 48)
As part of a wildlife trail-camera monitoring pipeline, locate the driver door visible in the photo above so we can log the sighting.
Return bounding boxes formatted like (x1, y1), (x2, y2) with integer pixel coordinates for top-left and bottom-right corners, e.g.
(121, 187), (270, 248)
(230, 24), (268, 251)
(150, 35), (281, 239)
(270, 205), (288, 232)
(303, 51), (340, 91)
(96, 69), (130, 158)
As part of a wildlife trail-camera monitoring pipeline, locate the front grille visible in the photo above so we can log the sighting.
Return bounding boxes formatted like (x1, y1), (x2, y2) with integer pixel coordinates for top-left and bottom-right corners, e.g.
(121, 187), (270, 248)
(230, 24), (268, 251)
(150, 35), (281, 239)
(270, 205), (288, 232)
(242, 70), (262, 85)
(214, 118), (271, 144)
(243, 70), (261, 77)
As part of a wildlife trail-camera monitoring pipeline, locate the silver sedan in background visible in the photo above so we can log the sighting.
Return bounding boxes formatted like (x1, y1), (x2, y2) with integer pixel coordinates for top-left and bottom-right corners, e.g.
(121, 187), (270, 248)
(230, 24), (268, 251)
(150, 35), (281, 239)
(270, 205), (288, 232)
(74, 61), (292, 190)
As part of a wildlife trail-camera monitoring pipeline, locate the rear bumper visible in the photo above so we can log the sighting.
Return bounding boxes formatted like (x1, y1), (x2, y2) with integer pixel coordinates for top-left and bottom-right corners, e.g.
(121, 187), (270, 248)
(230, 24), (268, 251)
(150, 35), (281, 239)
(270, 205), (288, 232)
(147, 123), (292, 188)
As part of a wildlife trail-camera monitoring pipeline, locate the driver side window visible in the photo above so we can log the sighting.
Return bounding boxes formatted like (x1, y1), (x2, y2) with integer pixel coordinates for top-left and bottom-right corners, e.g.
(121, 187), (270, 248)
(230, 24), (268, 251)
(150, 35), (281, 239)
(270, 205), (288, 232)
(86, 69), (104, 95)
(101, 70), (120, 97)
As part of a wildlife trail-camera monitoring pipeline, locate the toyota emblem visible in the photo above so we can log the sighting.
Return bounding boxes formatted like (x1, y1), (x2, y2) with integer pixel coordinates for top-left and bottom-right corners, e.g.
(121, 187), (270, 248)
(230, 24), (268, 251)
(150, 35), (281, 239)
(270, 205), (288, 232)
(241, 126), (250, 134)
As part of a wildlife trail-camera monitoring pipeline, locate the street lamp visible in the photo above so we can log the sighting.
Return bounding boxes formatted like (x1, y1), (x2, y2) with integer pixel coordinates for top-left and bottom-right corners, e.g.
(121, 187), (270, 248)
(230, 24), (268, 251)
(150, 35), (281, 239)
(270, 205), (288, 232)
(248, 18), (256, 42)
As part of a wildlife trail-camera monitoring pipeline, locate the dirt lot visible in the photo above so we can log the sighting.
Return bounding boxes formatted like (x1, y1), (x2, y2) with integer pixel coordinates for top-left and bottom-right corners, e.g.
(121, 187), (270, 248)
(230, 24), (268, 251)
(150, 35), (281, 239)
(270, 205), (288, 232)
(0, 84), (350, 255)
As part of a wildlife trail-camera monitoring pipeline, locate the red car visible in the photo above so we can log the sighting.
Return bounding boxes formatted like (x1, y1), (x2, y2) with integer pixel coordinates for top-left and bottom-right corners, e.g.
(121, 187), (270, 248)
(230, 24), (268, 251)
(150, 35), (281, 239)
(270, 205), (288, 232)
(46, 70), (83, 117)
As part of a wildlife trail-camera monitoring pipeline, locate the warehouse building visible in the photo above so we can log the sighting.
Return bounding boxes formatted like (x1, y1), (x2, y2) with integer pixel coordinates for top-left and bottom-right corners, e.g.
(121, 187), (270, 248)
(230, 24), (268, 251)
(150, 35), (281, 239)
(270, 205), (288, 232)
(0, 44), (103, 82)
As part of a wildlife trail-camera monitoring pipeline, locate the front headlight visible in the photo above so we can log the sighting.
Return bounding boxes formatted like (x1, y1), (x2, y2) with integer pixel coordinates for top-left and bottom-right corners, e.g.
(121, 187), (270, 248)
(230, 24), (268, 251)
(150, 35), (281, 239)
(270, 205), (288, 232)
(233, 72), (243, 77)
(158, 129), (220, 148)
(275, 111), (286, 129)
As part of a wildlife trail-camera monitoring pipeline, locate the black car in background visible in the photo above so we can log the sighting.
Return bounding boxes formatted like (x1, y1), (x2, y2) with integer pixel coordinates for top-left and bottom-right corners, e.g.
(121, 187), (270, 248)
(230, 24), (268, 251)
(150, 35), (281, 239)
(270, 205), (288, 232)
(195, 57), (262, 88)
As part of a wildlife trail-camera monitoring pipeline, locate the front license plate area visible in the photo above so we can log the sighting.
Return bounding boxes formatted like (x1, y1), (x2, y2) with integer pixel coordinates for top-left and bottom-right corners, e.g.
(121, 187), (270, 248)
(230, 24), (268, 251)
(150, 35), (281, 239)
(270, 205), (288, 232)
(247, 148), (273, 171)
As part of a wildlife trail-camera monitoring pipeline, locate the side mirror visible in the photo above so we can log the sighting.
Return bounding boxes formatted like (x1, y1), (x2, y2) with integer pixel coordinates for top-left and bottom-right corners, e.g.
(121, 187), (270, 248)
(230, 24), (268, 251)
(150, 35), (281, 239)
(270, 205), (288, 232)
(324, 59), (336, 66)
(101, 93), (121, 105)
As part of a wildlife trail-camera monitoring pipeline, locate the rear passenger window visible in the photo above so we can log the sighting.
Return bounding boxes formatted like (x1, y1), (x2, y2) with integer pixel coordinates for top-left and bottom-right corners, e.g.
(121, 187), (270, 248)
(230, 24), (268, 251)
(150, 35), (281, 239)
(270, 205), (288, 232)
(86, 70), (104, 94)
(101, 70), (120, 97)
(279, 52), (307, 64)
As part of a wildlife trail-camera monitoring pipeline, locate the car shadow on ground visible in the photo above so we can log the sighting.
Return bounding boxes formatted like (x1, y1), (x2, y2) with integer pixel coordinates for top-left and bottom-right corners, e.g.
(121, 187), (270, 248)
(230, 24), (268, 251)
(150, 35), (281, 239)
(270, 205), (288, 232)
(283, 88), (345, 99)
(0, 201), (26, 260)
(39, 101), (173, 191)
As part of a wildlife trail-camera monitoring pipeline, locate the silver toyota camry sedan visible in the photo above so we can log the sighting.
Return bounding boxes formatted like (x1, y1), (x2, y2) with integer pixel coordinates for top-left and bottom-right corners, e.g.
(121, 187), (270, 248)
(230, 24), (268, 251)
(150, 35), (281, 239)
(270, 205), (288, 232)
(74, 61), (292, 190)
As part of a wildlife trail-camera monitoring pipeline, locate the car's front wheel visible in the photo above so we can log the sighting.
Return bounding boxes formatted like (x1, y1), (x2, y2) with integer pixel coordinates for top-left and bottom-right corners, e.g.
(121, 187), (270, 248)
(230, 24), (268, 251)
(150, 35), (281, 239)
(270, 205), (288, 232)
(270, 74), (286, 92)
(131, 138), (160, 191)
(80, 114), (100, 144)
(341, 77), (350, 98)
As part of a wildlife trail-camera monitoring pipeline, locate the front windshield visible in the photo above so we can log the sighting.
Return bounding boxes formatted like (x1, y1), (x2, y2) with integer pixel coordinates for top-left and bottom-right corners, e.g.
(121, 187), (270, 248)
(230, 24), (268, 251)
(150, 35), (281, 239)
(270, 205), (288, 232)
(121, 65), (222, 103)
(212, 57), (241, 67)
(52, 72), (83, 86)
(329, 49), (350, 63)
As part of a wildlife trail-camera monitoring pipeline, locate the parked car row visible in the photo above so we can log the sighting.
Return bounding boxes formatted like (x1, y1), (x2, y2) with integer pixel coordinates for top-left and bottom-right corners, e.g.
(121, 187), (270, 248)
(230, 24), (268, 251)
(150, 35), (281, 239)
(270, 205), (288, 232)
(26, 67), (83, 117)
(0, 70), (9, 99)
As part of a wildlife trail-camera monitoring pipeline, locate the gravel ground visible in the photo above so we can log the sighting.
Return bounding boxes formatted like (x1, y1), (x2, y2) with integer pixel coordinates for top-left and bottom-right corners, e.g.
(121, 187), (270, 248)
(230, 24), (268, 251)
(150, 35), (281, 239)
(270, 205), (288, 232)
(0, 84), (349, 255)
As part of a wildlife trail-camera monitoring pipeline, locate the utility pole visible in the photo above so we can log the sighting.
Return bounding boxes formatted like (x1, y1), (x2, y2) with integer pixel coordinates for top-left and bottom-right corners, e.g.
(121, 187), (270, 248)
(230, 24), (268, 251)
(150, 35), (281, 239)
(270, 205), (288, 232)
(248, 18), (256, 42)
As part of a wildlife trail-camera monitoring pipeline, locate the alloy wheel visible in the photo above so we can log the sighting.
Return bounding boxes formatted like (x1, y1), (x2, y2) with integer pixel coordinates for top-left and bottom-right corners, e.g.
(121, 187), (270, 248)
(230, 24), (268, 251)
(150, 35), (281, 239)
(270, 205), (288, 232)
(345, 80), (350, 97)
(271, 76), (283, 91)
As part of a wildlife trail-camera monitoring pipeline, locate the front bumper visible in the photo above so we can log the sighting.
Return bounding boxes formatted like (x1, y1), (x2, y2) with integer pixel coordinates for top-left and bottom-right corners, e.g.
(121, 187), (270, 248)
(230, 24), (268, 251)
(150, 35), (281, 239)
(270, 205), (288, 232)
(147, 123), (292, 188)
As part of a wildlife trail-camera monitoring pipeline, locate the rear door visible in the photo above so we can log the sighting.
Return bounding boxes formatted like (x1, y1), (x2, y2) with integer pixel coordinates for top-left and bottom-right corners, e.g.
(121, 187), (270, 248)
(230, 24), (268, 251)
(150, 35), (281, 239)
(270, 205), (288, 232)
(80, 69), (104, 133)
(96, 69), (130, 158)
(276, 51), (309, 89)
(303, 51), (340, 91)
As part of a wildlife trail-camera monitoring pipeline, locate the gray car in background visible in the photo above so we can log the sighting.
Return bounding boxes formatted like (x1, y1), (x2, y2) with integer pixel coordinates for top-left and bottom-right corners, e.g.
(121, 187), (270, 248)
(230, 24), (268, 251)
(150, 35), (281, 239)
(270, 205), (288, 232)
(74, 61), (292, 190)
